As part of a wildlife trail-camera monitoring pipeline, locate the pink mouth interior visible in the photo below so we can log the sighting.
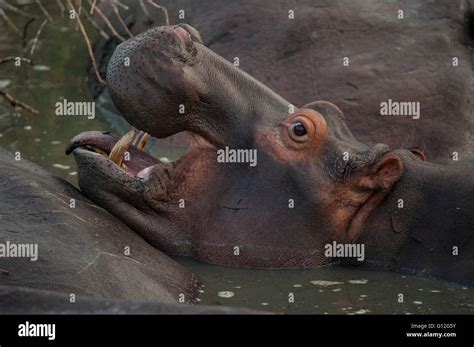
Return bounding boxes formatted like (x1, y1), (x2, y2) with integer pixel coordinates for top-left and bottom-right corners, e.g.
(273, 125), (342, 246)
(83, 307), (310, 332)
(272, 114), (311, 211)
(66, 132), (162, 176)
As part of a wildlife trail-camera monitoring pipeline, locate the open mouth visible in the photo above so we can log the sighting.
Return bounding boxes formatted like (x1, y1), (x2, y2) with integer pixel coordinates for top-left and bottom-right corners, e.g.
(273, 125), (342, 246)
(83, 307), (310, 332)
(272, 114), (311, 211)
(66, 129), (212, 179)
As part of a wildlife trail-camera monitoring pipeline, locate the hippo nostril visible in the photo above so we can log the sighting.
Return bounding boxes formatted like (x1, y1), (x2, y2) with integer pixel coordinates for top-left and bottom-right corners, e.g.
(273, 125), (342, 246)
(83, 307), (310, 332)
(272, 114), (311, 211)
(177, 24), (204, 44)
(174, 26), (191, 43)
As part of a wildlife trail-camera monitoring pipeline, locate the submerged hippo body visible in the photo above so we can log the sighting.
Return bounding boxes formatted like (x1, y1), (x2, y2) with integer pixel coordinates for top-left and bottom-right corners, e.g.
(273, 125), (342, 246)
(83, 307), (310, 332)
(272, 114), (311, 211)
(0, 286), (256, 314)
(70, 25), (474, 285)
(0, 149), (198, 304)
(90, 0), (474, 160)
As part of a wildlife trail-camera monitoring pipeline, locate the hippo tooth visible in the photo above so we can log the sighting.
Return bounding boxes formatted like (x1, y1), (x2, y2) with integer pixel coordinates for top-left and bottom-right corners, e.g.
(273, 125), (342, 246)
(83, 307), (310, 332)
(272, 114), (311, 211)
(137, 166), (152, 179)
(135, 131), (150, 151)
(109, 130), (135, 166)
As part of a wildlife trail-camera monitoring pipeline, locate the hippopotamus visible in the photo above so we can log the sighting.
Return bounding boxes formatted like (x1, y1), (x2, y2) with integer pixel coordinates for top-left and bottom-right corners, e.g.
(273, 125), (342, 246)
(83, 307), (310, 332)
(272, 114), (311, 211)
(0, 148), (199, 307)
(68, 25), (474, 285)
(88, 0), (474, 161)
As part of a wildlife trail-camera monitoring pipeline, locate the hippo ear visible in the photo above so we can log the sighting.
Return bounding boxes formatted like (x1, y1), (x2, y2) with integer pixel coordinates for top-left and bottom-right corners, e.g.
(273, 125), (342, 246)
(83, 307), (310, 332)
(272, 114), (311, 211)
(302, 101), (346, 120)
(302, 101), (357, 140)
(358, 155), (404, 191)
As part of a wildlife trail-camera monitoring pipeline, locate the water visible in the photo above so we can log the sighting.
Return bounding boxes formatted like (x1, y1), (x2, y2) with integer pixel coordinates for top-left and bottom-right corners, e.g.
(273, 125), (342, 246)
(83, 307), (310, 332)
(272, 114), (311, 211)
(0, 1), (472, 314)
(177, 257), (473, 314)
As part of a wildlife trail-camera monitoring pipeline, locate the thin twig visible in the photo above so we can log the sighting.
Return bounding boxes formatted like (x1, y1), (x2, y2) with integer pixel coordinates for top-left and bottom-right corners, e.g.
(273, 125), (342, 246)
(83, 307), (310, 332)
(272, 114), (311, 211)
(30, 19), (48, 57)
(56, 0), (65, 17)
(138, 0), (150, 18)
(0, 267), (9, 274)
(22, 17), (36, 49)
(87, 0), (126, 41)
(67, 0), (106, 86)
(0, 0), (33, 18)
(111, 1), (133, 38)
(113, 0), (129, 10)
(35, 0), (53, 22)
(0, 90), (39, 116)
(147, 0), (169, 25)
(90, 0), (96, 14)
(0, 56), (34, 65)
(0, 8), (21, 36)
(75, 0), (82, 31)
(83, 9), (109, 40)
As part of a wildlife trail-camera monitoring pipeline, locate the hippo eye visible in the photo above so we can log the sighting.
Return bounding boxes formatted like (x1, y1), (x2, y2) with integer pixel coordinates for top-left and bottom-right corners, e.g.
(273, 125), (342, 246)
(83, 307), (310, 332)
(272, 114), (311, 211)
(289, 121), (309, 142)
(292, 122), (307, 136)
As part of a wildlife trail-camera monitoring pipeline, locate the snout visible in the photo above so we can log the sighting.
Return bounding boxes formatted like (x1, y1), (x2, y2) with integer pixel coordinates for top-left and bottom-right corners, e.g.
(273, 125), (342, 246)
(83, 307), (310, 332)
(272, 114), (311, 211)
(106, 25), (205, 140)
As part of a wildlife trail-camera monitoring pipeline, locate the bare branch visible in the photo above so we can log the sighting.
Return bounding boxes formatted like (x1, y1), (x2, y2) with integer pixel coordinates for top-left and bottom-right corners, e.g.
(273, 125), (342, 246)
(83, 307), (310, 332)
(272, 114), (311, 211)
(22, 17), (36, 49)
(147, 0), (169, 25)
(75, 0), (82, 31)
(138, 0), (150, 18)
(90, 0), (96, 14)
(83, 9), (110, 40)
(111, 1), (133, 38)
(35, 0), (53, 22)
(0, 0), (34, 18)
(87, 0), (126, 41)
(67, 0), (106, 86)
(113, 0), (129, 10)
(0, 56), (34, 65)
(30, 19), (48, 57)
(0, 90), (39, 116)
(56, 0), (65, 17)
(0, 8), (21, 36)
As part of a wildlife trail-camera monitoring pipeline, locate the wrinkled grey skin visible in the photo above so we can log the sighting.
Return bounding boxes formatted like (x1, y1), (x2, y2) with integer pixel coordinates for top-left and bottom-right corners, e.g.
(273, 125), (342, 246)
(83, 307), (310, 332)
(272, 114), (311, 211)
(90, 0), (474, 161)
(0, 149), (198, 306)
(0, 286), (258, 314)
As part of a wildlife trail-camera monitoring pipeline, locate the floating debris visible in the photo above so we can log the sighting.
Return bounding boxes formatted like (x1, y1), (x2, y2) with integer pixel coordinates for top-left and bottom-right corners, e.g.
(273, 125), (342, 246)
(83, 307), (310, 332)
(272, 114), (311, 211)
(24, 125), (32, 130)
(159, 157), (171, 163)
(332, 288), (342, 292)
(310, 280), (344, 287)
(69, 172), (77, 176)
(217, 291), (234, 298)
(355, 309), (370, 314)
(197, 289), (205, 293)
(413, 301), (423, 305)
(0, 79), (11, 89)
(33, 65), (51, 72)
(50, 141), (61, 145)
(293, 284), (302, 288)
(430, 290), (441, 293)
(348, 279), (368, 284)
(360, 294), (368, 298)
(261, 302), (269, 306)
(52, 163), (70, 170)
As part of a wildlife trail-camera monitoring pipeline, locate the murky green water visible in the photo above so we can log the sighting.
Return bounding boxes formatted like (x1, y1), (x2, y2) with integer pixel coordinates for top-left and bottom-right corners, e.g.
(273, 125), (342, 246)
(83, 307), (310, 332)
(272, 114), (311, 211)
(0, 1), (472, 314)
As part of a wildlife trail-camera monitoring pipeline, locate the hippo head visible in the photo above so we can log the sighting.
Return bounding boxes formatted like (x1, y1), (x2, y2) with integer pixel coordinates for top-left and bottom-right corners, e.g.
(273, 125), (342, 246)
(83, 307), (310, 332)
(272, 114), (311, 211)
(67, 25), (414, 267)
